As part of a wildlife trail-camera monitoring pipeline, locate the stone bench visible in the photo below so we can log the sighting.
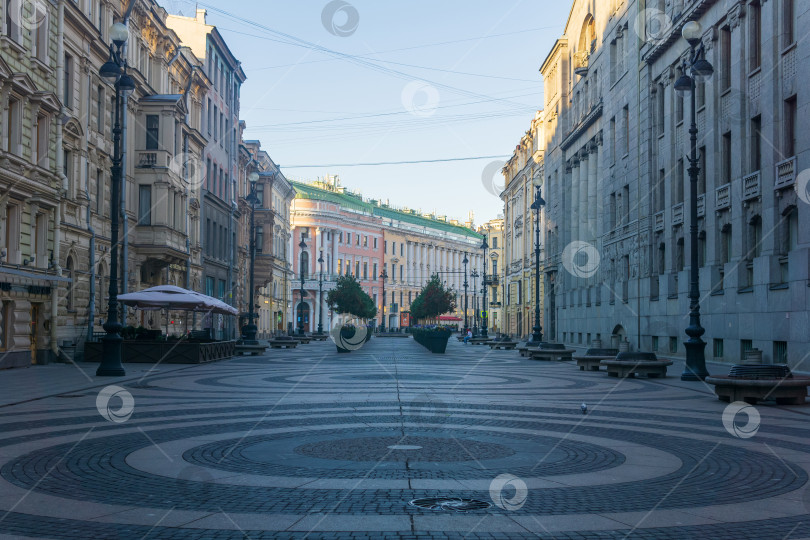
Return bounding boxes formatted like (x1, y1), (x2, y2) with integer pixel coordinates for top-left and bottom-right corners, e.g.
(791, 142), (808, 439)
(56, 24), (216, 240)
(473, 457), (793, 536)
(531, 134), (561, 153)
(294, 336), (312, 345)
(706, 375), (810, 405)
(529, 348), (575, 361)
(601, 352), (672, 378)
(235, 342), (268, 356)
(308, 333), (329, 341)
(573, 348), (620, 371)
(269, 338), (298, 349)
(469, 338), (491, 346)
(489, 341), (517, 350)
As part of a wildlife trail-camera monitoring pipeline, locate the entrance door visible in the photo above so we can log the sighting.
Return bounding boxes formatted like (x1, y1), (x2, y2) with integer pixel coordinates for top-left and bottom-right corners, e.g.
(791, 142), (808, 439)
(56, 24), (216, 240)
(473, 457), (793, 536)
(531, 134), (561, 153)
(297, 302), (310, 332)
(30, 304), (40, 364)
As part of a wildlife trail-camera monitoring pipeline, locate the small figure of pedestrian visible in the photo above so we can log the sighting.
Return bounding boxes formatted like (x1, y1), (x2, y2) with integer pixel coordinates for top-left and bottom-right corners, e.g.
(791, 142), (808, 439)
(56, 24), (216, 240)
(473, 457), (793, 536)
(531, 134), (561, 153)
(463, 328), (472, 344)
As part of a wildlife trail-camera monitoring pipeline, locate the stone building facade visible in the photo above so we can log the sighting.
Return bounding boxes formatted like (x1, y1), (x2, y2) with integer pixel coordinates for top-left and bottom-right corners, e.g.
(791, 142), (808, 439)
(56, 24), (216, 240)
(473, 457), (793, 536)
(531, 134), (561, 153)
(534, 0), (809, 366)
(478, 217), (505, 334)
(502, 111), (547, 339)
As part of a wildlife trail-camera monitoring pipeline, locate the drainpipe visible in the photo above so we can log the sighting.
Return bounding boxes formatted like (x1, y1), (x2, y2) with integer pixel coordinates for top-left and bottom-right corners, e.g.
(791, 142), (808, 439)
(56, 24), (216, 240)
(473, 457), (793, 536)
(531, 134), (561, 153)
(52, 0), (66, 360)
(86, 190), (96, 344)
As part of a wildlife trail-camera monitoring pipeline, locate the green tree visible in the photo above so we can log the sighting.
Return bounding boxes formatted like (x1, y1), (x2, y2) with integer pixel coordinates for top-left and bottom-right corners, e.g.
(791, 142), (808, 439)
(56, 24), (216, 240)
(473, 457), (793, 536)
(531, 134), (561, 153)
(410, 274), (456, 323)
(326, 274), (378, 319)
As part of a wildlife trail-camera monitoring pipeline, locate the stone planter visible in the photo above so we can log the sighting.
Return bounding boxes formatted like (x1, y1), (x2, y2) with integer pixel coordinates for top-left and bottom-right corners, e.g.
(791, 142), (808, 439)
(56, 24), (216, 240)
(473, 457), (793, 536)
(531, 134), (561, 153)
(412, 329), (451, 354)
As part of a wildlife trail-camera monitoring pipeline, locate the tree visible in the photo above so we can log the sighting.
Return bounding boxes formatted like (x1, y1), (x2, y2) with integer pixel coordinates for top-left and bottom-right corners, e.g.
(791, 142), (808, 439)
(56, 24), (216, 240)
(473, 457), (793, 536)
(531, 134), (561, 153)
(410, 274), (456, 323)
(326, 274), (377, 320)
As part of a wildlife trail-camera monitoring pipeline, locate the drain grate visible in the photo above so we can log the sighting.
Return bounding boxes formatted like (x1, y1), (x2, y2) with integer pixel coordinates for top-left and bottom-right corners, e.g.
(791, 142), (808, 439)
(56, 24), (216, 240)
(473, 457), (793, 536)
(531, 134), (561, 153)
(409, 497), (491, 512)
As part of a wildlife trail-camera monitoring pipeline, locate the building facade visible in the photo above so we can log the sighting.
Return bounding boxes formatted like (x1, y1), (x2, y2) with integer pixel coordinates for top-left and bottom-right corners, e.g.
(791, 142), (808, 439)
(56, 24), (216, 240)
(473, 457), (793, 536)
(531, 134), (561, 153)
(167, 8), (246, 339)
(534, 0), (809, 366)
(502, 112), (547, 339)
(290, 177), (483, 331)
(478, 217), (505, 334)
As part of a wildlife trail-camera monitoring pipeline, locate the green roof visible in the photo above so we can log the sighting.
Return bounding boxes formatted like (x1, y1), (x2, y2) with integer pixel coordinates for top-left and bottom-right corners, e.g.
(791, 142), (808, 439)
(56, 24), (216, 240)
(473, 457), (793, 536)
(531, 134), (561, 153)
(291, 181), (482, 239)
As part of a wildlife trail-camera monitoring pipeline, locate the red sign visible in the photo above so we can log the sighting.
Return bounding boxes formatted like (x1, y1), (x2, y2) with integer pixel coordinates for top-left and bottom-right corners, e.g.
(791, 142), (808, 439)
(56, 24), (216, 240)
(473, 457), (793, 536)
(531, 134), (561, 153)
(401, 312), (411, 327)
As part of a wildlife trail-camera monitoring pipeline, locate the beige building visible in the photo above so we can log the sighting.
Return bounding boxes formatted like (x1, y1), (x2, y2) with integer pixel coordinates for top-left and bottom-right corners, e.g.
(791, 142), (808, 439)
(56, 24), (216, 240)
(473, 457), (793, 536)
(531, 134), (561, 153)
(501, 111), (547, 339)
(477, 218), (505, 334)
(0, 0), (63, 367)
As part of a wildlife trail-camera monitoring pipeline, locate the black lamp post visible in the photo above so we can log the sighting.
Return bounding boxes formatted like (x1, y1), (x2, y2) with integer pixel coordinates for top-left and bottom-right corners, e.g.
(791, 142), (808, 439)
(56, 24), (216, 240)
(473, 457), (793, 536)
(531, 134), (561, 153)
(530, 178), (546, 344)
(317, 250), (324, 334)
(462, 253), (469, 332)
(298, 233), (307, 335)
(379, 268), (388, 332)
(243, 171), (260, 343)
(96, 22), (135, 377)
(674, 20), (713, 381)
(480, 236), (489, 339)
(470, 269), (479, 336)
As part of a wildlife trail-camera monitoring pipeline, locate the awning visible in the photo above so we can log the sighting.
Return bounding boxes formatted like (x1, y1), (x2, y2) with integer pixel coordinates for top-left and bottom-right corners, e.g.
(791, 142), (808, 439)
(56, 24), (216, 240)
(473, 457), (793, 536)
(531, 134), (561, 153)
(118, 285), (238, 316)
(438, 315), (463, 322)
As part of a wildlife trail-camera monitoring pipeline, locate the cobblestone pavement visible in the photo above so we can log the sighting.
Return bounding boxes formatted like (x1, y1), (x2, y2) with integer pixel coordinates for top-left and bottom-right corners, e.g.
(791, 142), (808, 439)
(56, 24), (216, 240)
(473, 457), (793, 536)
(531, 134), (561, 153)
(1, 337), (810, 539)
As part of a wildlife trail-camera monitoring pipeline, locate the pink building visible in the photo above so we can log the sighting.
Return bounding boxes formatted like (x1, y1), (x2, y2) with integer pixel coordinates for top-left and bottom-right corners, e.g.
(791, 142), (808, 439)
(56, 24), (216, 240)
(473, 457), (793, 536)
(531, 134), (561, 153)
(290, 181), (385, 332)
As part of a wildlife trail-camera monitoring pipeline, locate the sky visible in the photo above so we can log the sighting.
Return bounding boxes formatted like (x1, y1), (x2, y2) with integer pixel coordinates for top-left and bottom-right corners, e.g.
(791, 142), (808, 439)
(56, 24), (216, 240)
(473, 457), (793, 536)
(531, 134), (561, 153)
(163, 0), (572, 226)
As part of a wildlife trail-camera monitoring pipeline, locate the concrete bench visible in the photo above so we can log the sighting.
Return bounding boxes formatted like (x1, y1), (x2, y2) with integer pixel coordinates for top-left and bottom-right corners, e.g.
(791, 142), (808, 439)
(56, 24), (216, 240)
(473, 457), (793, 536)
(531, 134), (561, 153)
(601, 352), (672, 378)
(469, 338), (491, 346)
(529, 348), (575, 361)
(706, 375), (810, 405)
(294, 336), (312, 345)
(489, 341), (518, 350)
(573, 348), (620, 371)
(269, 338), (298, 349)
(235, 343), (268, 356)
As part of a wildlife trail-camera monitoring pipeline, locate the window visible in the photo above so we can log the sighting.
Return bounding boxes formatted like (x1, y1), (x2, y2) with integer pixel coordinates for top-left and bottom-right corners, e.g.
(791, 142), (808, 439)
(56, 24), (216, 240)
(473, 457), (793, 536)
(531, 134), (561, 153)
(218, 279), (226, 300)
(373, 238), (377, 249)
(63, 150), (73, 194)
(96, 86), (104, 132)
(372, 262), (377, 278)
(492, 237), (498, 249)
(95, 169), (103, 214)
(205, 277), (215, 296)
(774, 341), (787, 364)
(300, 251), (309, 279)
(783, 96), (797, 158)
(751, 116), (762, 172)
(782, 0), (795, 48)
(722, 132), (732, 184)
(720, 27), (731, 91)
(400, 243), (404, 256)
(64, 54), (73, 107)
(207, 99), (212, 134)
(656, 85), (665, 137)
(720, 224), (732, 265)
(363, 262), (368, 279)
(713, 339), (724, 358)
(609, 192), (616, 227)
(391, 263), (395, 281)
(146, 115), (159, 150)
(384, 240), (387, 253)
(623, 106), (630, 155)
(255, 226), (263, 253)
(337, 259), (342, 275)
(750, 2), (761, 71)
(675, 159), (684, 204)
(256, 183), (264, 207)
(138, 185), (151, 225)
(355, 261), (360, 276)
(346, 233), (351, 245)
(33, 6), (47, 61)
(34, 114), (48, 167)
(610, 117), (616, 163)
(740, 339), (753, 361)
(4, 204), (20, 264)
(652, 336), (659, 352)
(363, 236), (368, 247)
(669, 337), (677, 353)
(6, 97), (21, 155)
(356, 234), (360, 246)
(697, 146), (706, 195)
(400, 265), (403, 281)
(492, 260), (497, 276)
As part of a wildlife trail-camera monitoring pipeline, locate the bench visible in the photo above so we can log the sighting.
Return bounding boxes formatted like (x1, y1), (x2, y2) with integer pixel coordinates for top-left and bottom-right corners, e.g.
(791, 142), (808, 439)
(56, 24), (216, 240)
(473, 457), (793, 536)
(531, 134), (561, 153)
(309, 333), (329, 341)
(269, 337), (299, 349)
(573, 348), (620, 371)
(529, 348), (575, 361)
(601, 352), (672, 378)
(469, 338), (491, 346)
(706, 375), (810, 405)
(235, 342), (268, 356)
(489, 341), (518, 350)
(295, 336), (312, 345)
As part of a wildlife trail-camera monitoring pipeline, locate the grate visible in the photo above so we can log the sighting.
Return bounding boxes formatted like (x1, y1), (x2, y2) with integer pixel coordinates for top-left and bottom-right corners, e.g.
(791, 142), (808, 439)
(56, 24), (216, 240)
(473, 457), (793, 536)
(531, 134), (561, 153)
(409, 497), (491, 512)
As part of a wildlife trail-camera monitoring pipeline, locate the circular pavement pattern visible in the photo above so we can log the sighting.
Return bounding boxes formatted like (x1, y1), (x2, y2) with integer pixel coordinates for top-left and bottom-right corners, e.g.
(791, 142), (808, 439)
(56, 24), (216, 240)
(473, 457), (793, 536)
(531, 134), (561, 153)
(1, 337), (810, 539)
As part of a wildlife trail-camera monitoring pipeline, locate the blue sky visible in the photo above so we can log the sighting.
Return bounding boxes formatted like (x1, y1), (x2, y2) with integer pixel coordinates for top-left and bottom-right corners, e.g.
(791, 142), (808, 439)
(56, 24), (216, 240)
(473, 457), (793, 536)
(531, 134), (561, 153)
(164, 0), (572, 225)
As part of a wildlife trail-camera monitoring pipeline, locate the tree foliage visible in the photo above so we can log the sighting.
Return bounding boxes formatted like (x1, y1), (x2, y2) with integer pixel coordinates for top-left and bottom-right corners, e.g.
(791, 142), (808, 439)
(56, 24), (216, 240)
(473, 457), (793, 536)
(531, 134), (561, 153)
(326, 274), (377, 319)
(410, 274), (456, 321)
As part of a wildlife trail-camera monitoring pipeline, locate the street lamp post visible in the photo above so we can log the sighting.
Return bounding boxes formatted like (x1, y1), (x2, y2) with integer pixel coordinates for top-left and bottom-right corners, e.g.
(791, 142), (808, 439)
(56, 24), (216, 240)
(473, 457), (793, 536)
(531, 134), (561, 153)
(317, 250), (324, 334)
(470, 269), (479, 335)
(530, 178), (546, 344)
(379, 268), (388, 332)
(243, 171), (260, 343)
(480, 236), (489, 339)
(298, 233), (307, 335)
(97, 23), (136, 377)
(674, 20), (713, 381)
(462, 254), (469, 332)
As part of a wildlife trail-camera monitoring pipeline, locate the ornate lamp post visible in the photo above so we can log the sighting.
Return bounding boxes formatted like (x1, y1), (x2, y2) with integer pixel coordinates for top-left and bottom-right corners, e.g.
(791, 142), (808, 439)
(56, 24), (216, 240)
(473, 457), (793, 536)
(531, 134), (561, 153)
(480, 236), (489, 339)
(378, 268), (388, 332)
(462, 253), (469, 332)
(470, 269), (479, 336)
(317, 250), (324, 334)
(530, 177), (546, 344)
(243, 171), (261, 342)
(298, 233), (307, 335)
(96, 23), (136, 377)
(674, 20), (713, 381)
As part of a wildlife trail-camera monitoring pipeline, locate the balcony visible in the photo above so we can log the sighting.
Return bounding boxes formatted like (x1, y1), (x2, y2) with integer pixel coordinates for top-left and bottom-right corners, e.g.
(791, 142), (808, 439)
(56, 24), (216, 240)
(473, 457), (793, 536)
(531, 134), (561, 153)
(671, 203), (684, 226)
(697, 194), (706, 218)
(715, 184), (731, 211)
(136, 149), (172, 169)
(654, 211), (665, 232)
(133, 225), (188, 264)
(573, 50), (590, 76)
(742, 171), (761, 201)
(775, 157), (796, 190)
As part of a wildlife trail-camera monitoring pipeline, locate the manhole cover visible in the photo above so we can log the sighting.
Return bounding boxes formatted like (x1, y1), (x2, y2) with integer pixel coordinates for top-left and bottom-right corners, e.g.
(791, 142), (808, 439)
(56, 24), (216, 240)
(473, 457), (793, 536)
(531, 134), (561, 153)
(409, 497), (492, 512)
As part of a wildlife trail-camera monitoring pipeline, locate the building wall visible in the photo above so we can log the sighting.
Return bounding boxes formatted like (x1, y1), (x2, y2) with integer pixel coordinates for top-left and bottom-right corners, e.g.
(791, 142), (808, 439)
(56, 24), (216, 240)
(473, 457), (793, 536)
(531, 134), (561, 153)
(537, 0), (810, 366)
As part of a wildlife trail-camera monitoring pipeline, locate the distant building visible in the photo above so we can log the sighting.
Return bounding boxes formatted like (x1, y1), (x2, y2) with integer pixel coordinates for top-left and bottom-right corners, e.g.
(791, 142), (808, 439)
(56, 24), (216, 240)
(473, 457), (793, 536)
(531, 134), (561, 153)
(478, 218), (505, 334)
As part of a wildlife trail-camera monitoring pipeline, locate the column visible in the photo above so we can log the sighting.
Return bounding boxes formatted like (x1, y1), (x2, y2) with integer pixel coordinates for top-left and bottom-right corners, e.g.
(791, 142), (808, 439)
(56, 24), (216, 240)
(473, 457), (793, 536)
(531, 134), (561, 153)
(571, 157), (580, 244)
(589, 140), (600, 242)
(332, 229), (339, 275)
(580, 150), (589, 244)
(314, 227), (322, 276)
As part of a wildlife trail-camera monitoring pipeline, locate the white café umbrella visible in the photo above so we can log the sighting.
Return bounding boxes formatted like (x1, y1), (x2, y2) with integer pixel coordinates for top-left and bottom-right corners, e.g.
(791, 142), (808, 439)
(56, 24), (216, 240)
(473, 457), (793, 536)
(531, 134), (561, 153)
(118, 285), (238, 316)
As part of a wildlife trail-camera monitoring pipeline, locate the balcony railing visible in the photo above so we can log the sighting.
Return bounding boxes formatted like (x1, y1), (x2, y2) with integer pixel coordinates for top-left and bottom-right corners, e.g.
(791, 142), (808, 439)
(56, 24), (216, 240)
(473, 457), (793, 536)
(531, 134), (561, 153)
(775, 156), (796, 190)
(654, 210), (665, 232)
(715, 183), (731, 211)
(136, 149), (172, 168)
(742, 171), (761, 201)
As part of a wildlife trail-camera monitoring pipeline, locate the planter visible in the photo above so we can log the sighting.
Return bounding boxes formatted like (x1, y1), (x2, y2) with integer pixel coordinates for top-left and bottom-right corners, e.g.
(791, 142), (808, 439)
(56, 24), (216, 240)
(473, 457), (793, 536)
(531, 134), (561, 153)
(411, 328), (452, 354)
(336, 346), (351, 353)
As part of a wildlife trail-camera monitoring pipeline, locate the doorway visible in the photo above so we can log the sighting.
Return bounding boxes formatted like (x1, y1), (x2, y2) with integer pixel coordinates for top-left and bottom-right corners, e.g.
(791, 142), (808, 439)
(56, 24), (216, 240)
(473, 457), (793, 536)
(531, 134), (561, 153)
(30, 303), (40, 364)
